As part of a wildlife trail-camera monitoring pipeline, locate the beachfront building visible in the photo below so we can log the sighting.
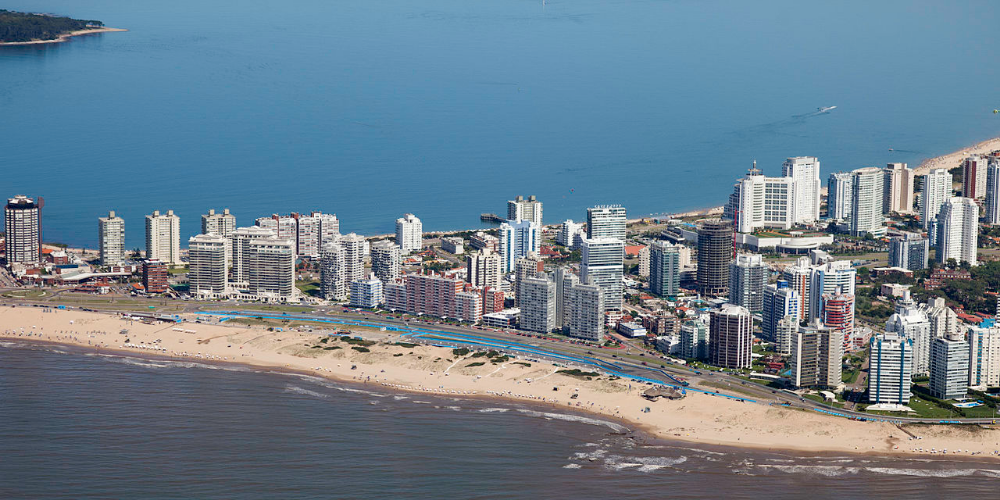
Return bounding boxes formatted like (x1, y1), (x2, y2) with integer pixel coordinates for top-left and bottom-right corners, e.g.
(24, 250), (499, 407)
(985, 161), (1000, 226)
(827, 172), (852, 221)
(566, 280), (604, 341)
(649, 240), (680, 297)
(761, 281), (799, 345)
(466, 248), (502, 289)
(888, 232), (929, 271)
(98, 211), (125, 267)
(455, 290), (483, 325)
(782, 156), (821, 224)
(697, 219), (733, 297)
(581, 238), (624, 311)
(552, 267), (576, 331)
(679, 319), (709, 360)
(514, 253), (544, 308)
(726, 162), (795, 232)
(498, 220), (540, 273)
(255, 215), (298, 241)
(320, 242), (347, 301)
(809, 260), (856, 322)
(789, 320), (842, 388)
(230, 226), (277, 284)
(370, 240), (401, 284)
(729, 253), (768, 312)
(962, 155), (989, 200)
(519, 275), (556, 334)
(868, 332), (914, 405)
(395, 213), (422, 255)
(775, 316), (799, 356)
(145, 210), (182, 266)
(929, 335), (970, 400)
(508, 195), (543, 227)
(968, 325), (1000, 389)
(920, 169), (953, 231)
(586, 205), (627, 241)
(4, 195), (42, 266)
(349, 278), (383, 309)
(849, 167), (886, 237)
(937, 197), (979, 266)
(709, 304), (753, 369)
(882, 163), (915, 214)
(884, 292), (931, 375)
(201, 209), (236, 237)
(245, 237), (296, 301)
(142, 260), (168, 294)
(188, 233), (228, 297)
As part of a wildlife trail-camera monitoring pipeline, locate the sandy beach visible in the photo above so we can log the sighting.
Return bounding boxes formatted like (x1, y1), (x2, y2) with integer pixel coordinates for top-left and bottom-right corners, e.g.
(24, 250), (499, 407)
(915, 136), (1000, 176)
(0, 27), (127, 46)
(3, 306), (999, 460)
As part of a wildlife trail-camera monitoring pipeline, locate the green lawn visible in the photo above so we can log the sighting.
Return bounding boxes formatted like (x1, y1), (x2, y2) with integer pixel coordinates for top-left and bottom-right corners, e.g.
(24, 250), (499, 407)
(296, 280), (321, 297)
(802, 393), (845, 409)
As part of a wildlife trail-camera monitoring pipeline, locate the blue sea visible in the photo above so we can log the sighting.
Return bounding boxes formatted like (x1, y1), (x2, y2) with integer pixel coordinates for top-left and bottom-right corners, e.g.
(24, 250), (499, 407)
(3, 340), (1000, 499)
(1, 0), (998, 249)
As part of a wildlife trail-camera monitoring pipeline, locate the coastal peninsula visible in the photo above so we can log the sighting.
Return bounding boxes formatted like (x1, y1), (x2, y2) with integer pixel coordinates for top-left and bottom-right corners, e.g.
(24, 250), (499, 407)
(0, 9), (124, 46)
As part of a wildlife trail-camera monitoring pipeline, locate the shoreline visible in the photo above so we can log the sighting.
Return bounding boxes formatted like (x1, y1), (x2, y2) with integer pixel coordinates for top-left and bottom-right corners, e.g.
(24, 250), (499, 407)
(3, 307), (999, 461)
(0, 27), (127, 46)
(914, 135), (1000, 176)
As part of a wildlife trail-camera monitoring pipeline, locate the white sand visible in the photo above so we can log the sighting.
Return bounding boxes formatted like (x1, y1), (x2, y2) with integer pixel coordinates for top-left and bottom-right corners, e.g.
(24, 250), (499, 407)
(0, 27), (127, 46)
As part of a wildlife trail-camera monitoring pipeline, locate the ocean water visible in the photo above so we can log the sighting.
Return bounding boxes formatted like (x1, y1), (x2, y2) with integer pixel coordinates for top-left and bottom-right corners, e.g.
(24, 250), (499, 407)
(1, 0), (999, 248)
(2, 341), (1000, 499)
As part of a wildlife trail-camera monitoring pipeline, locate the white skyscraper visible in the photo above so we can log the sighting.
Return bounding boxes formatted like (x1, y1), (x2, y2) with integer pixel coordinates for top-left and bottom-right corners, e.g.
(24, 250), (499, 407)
(581, 238), (624, 311)
(508, 195), (543, 227)
(519, 275), (556, 334)
(827, 172), (852, 220)
(929, 336), (969, 400)
(920, 169), (953, 230)
(466, 248), (502, 289)
(728, 163), (795, 233)
(246, 237), (296, 300)
(370, 240), (401, 284)
(809, 260), (856, 322)
(566, 280), (604, 341)
(340, 233), (367, 292)
(98, 211), (125, 266)
(782, 156), (821, 224)
(781, 257), (812, 320)
(395, 213), (422, 255)
(586, 205), (627, 241)
(762, 281), (800, 346)
(709, 304), (753, 369)
(145, 210), (182, 266)
(789, 321), (842, 388)
(350, 278), (383, 309)
(937, 197), (979, 266)
(230, 226), (277, 284)
(868, 332), (913, 405)
(201, 209), (236, 237)
(728, 253), (768, 312)
(498, 220), (540, 273)
(849, 167), (886, 237)
(985, 161), (1000, 225)
(188, 233), (228, 296)
(883, 163), (915, 214)
(969, 326), (1000, 389)
(558, 220), (584, 248)
(885, 292), (932, 375)
(320, 241), (347, 301)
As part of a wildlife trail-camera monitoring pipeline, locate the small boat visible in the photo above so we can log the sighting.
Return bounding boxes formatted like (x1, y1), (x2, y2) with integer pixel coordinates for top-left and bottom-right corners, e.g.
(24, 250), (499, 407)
(817, 106), (837, 113)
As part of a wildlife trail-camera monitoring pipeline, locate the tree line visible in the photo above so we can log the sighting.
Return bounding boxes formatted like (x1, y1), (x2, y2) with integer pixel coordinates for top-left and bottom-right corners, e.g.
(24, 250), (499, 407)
(0, 10), (103, 43)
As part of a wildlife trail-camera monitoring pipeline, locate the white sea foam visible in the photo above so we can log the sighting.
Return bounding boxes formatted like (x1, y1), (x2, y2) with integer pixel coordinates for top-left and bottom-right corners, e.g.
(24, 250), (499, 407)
(756, 464), (860, 477)
(866, 467), (996, 478)
(445, 406), (461, 411)
(284, 385), (329, 399)
(515, 409), (628, 432)
(478, 408), (510, 413)
(393, 395), (409, 401)
(562, 463), (582, 469)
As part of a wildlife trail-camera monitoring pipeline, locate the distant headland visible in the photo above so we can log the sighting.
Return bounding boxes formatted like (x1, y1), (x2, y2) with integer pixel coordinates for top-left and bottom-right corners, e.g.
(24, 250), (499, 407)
(0, 9), (125, 46)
